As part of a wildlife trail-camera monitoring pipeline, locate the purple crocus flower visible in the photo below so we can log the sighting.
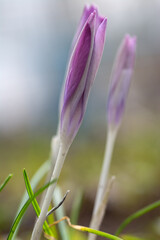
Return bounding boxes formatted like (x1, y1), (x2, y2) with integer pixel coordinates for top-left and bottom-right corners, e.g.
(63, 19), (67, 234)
(60, 5), (107, 147)
(107, 35), (136, 128)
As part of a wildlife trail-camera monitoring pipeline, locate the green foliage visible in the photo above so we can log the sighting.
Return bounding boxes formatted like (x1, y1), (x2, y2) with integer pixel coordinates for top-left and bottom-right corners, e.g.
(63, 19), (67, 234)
(79, 226), (123, 240)
(7, 177), (56, 240)
(12, 161), (50, 239)
(23, 169), (54, 237)
(116, 200), (160, 236)
(0, 174), (13, 192)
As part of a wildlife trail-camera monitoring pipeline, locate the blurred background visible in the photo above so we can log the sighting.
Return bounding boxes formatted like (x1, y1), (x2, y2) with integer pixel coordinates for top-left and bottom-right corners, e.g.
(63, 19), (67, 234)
(0, 0), (160, 239)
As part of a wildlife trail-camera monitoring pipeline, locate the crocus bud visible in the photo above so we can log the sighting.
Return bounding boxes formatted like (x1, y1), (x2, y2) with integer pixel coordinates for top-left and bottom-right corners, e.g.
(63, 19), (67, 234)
(107, 35), (136, 129)
(60, 5), (107, 147)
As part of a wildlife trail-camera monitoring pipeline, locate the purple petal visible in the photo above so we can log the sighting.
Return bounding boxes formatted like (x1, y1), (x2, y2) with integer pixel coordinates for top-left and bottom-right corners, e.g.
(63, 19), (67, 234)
(109, 35), (136, 98)
(61, 12), (96, 129)
(68, 17), (107, 137)
(64, 22), (92, 104)
(112, 70), (132, 125)
(107, 35), (136, 127)
(72, 5), (98, 48)
(70, 16), (107, 122)
(68, 92), (85, 141)
(60, 6), (107, 146)
(124, 35), (136, 69)
(84, 18), (107, 103)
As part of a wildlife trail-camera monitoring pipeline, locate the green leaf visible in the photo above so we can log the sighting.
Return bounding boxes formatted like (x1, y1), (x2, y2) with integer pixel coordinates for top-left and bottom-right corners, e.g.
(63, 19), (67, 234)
(80, 226), (124, 240)
(12, 160), (50, 239)
(70, 189), (83, 225)
(115, 200), (160, 236)
(0, 174), (13, 192)
(23, 169), (54, 237)
(7, 178), (56, 240)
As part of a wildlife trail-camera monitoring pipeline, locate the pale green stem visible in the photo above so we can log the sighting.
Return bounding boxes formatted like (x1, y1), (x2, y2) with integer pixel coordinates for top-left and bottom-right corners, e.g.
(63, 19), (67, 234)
(40, 135), (60, 207)
(89, 176), (115, 240)
(93, 128), (117, 215)
(41, 135), (69, 240)
(31, 143), (69, 240)
(89, 127), (117, 240)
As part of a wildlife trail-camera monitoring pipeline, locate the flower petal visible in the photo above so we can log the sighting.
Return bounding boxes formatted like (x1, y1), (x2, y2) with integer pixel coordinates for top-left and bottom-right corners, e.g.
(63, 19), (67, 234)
(72, 5), (98, 48)
(64, 21), (92, 104)
(61, 12), (96, 138)
(107, 35), (136, 127)
(84, 17), (107, 103)
(60, 6), (107, 147)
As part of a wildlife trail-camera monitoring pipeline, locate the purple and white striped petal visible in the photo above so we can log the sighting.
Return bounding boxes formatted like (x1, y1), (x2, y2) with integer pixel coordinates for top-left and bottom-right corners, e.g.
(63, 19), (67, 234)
(60, 6), (107, 147)
(84, 17), (107, 105)
(72, 5), (98, 48)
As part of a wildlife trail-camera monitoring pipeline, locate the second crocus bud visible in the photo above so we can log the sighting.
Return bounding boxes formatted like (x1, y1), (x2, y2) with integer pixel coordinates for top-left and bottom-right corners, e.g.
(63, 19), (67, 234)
(89, 36), (136, 239)
(60, 5), (107, 148)
(107, 35), (136, 130)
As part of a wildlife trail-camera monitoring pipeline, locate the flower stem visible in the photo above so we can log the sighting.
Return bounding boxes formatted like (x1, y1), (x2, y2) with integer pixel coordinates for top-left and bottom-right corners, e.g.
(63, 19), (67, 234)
(89, 176), (115, 240)
(89, 127), (117, 240)
(39, 135), (60, 207)
(93, 128), (117, 216)
(31, 143), (68, 240)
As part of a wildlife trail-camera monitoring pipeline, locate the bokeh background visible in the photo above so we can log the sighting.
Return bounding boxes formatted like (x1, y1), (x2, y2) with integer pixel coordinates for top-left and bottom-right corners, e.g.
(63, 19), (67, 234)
(1, 0), (160, 239)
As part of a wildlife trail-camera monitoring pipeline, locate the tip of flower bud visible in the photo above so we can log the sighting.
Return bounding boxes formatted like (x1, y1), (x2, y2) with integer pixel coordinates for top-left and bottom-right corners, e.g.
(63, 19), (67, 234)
(87, 10), (96, 27)
(124, 34), (137, 68)
(130, 36), (137, 48)
(92, 10), (97, 18)
(85, 3), (98, 12)
(102, 17), (107, 26)
(125, 34), (136, 49)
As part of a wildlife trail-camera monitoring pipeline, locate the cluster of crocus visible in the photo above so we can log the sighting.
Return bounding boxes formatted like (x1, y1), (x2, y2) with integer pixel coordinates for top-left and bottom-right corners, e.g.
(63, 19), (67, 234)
(31, 5), (107, 240)
(31, 3), (137, 239)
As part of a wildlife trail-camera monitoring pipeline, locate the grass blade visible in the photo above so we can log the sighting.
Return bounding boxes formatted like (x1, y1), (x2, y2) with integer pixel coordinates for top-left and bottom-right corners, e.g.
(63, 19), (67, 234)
(115, 200), (160, 236)
(80, 226), (124, 240)
(70, 189), (83, 225)
(0, 174), (13, 192)
(7, 178), (56, 240)
(12, 160), (50, 239)
(23, 169), (54, 237)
